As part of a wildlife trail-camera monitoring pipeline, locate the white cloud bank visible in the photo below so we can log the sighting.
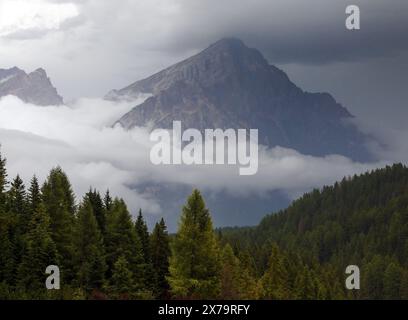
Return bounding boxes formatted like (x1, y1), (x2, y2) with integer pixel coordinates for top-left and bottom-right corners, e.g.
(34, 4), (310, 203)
(0, 95), (396, 220)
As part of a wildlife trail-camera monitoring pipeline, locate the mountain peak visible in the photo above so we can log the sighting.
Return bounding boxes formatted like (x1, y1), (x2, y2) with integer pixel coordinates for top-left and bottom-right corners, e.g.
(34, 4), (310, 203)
(0, 66), (63, 106)
(207, 37), (247, 50)
(31, 68), (47, 76)
(109, 39), (372, 161)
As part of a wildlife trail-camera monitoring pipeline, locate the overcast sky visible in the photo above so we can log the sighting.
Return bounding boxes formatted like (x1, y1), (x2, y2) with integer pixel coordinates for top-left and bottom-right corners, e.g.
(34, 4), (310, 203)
(0, 0), (407, 226)
(0, 0), (407, 128)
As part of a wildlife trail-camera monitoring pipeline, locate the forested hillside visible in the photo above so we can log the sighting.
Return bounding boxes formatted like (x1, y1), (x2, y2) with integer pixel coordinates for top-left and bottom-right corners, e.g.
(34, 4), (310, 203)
(1, 147), (408, 299)
(220, 163), (408, 299)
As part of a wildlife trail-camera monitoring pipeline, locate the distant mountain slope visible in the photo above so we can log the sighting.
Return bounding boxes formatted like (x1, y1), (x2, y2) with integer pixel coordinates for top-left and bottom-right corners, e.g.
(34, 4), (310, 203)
(109, 38), (372, 161)
(219, 164), (408, 298)
(0, 67), (63, 106)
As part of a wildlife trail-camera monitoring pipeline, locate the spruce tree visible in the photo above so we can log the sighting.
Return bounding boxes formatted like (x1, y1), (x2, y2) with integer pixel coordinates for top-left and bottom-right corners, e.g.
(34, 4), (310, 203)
(28, 175), (41, 215)
(8, 175), (28, 219)
(7, 175), (29, 275)
(135, 209), (154, 289)
(168, 189), (221, 299)
(0, 152), (14, 287)
(150, 218), (170, 298)
(0, 150), (7, 210)
(135, 209), (151, 265)
(17, 203), (58, 294)
(104, 189), (112, 212)
(74, 198), (106, 292)
(105, 198), (145, 291)
(86, 189), (106, 236)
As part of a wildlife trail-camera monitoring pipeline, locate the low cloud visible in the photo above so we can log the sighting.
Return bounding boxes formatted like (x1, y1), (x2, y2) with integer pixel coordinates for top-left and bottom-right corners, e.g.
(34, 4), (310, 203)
(0, 95), (396, 223)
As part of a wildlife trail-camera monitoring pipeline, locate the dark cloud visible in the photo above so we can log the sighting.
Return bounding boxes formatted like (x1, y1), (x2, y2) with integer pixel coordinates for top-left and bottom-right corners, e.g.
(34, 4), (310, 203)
(0, 0), (406, 128)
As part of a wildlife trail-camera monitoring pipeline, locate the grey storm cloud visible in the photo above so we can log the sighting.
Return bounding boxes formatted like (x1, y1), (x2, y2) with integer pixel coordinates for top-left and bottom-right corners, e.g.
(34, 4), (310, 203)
(0, 0), (407, 226)
(1, 0), (407, 98)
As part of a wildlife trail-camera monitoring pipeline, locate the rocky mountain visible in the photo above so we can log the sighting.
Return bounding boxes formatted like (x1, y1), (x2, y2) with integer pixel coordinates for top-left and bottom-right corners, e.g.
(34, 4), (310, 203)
(0, 67), (63, 106)
(110, 38), (372, 161)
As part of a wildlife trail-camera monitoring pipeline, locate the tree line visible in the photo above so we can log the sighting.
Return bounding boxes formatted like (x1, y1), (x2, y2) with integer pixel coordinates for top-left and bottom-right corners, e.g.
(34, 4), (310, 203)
(2, 147), (408, 299)
(219, 163), (408, 299)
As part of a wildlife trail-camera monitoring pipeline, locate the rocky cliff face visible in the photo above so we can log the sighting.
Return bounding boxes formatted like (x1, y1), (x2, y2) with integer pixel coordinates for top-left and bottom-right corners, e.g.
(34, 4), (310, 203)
(110, 38), (372, 161)
(0, 67), (63, 106)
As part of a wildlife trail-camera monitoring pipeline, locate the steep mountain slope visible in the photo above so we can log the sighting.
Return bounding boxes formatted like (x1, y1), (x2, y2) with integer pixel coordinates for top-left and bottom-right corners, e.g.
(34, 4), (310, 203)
(0, 67), (63, 106)
(110, 38), (372, 161)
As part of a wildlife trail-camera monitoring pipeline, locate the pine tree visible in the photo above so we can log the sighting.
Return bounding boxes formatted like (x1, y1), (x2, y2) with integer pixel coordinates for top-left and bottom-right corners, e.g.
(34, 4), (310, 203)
(150, 218), (170, 298)
(17, 202), (58, 294)
(42, 167), (76, 282)
(105, 198), (145, 291)
(168, 189), (221, 299)
(74, 198), (106, 292)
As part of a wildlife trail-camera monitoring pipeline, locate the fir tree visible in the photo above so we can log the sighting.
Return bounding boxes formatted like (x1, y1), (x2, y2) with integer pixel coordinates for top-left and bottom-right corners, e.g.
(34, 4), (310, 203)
(168, 189), (221, 299)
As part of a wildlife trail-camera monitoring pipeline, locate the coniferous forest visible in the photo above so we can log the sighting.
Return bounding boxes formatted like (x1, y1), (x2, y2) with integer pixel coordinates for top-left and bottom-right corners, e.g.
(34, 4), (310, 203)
(1, 148), (408, 300)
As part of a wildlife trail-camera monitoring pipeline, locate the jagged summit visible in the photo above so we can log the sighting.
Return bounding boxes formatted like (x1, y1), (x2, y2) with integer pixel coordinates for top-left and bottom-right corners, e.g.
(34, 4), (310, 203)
(108, 38), (372, 161)
(0, 67), (63, 106)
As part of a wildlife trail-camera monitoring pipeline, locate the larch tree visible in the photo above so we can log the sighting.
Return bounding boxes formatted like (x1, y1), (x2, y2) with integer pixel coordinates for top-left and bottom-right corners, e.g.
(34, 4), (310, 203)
(168, 189), (221, 299)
